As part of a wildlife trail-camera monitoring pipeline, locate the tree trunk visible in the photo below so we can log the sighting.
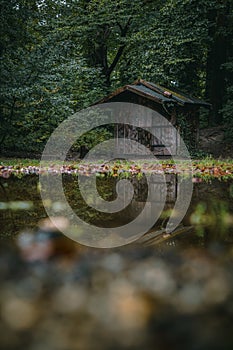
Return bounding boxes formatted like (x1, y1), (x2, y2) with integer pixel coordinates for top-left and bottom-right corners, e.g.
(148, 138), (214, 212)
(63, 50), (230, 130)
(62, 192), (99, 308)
(205, 2), (231, 125)
(86, 18), (131, 89)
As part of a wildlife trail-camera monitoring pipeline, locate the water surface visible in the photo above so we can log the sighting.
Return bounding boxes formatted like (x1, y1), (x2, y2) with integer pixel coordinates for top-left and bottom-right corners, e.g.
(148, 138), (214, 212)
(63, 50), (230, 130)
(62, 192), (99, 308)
(0, 174), (233, 350)
(1, 174), (232, 250)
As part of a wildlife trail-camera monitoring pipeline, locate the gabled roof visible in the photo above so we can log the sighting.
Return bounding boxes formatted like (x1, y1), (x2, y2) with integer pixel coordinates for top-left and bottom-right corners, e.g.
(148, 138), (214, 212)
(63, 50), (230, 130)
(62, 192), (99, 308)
(95, 79), (211, 108)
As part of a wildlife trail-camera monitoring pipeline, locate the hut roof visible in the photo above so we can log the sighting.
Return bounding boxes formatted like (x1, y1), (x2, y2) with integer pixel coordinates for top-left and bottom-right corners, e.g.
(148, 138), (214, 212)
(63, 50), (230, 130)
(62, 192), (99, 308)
(96, 79), (211, 108)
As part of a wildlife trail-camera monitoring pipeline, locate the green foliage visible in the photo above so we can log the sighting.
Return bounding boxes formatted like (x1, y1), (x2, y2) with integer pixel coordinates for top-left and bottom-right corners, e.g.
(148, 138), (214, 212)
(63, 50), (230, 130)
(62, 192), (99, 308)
(0, 0), (106, 154)
(0, 0), (232, 155)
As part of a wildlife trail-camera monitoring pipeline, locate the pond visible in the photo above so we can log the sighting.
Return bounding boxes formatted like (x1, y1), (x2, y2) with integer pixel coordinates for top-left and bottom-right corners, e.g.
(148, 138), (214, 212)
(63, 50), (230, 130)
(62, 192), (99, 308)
(1, 174), (233, 248)
(0, 173), (233, 350)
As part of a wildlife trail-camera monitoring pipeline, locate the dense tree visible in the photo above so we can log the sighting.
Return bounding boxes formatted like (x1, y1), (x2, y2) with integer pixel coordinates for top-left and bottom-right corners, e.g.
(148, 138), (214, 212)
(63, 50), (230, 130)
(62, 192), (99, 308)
(0, 0), (104, 152)
(0, 0), (232, 155)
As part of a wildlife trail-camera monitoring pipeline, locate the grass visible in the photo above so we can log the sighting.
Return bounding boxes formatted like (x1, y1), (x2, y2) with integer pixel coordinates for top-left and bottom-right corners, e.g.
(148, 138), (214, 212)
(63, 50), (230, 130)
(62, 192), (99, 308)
(0, 156), (233, 181)
(0, 158), (40, 167)
(1, 156), (233, 167)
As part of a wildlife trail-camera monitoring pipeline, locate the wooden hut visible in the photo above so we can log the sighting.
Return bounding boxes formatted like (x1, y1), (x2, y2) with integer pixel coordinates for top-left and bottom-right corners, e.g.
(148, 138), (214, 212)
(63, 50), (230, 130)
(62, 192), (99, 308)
(96, 79), (211, 156)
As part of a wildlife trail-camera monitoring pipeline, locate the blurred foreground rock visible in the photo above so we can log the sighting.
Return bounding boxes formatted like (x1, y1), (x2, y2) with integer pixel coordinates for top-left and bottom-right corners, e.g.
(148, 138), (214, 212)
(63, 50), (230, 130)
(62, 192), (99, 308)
(0, 233), (233, 350)
(16, 217), (76, 262)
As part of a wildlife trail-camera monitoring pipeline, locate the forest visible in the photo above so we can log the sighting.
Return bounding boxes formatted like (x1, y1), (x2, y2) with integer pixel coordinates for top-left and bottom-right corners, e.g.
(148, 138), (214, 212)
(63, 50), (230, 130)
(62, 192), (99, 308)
(1, 3), (233, 350)
(0, 0), (233, 156)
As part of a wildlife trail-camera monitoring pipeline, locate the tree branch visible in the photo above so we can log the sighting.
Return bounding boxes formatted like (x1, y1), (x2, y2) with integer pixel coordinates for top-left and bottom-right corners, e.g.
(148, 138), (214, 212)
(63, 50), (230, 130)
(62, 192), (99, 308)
(107, 17), (132, 77)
